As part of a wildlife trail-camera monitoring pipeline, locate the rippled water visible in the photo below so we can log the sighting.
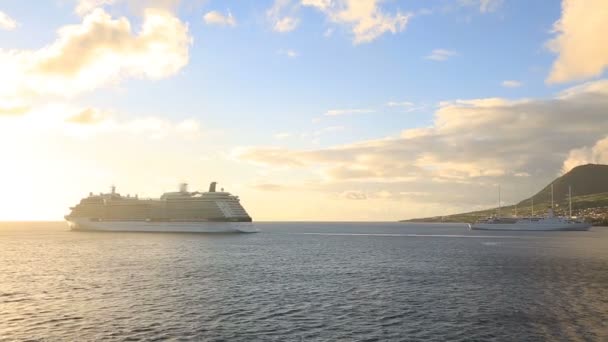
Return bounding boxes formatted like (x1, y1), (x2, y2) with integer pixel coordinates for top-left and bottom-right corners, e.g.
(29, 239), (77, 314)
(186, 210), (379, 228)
(1, 222), (608, 341)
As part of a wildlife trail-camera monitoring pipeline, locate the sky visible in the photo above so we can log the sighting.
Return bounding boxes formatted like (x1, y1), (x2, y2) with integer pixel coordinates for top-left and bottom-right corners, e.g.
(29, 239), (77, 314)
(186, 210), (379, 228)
(0, 0), (607, 221)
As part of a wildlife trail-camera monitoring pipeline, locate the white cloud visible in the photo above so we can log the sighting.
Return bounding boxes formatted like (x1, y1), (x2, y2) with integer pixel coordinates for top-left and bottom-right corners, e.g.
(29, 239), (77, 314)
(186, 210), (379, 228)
(501, 80), (522, 88)
(479, 0), (503, 12)
(237, 79), (608, 207)
(0, 98), (30, 115)
(546, 0), (608, 84)
(203, 10), (237, 27)
(302, 0), (412, 44)
(459, 0), (503, 13)
(387, 101), (414, 107)
(340, 190), (367, 200)
(325, 108), (374, 116)
(76, 0), (117, 15)
(66, 107), (107, 124)
(274, 132), (292, 139)
(252, 183), (287, 191)
(277, 49), (300, 58)
(75, 0), (181, 16)
(386, 101), (427, 113)
(0, 11), (18, 30)
(0, 103), (202, 140)
(267, 0), (300, 32)
(274, 16), (300, 32)
(301, 0), (331, 10)
(563, 136), (608, 173)
(426, 49), (458, 61)
(313, 125), (345, 136)
(0, 8), (191, 102)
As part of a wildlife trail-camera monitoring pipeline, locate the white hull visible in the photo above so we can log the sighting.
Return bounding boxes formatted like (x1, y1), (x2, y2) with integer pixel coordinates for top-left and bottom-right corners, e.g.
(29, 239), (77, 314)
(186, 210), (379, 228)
(67, 218), (258, 233)
(470, 222), (591, 231)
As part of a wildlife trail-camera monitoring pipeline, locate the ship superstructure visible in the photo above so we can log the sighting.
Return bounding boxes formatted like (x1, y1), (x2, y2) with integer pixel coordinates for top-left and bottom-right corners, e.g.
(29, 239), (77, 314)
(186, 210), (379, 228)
(65, 182), (256, 233)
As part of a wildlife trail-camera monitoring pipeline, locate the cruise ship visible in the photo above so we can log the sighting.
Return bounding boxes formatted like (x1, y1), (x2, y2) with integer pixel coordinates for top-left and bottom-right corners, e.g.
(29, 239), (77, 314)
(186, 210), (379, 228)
(65, 182), (257, 233)
(470, 185), (591, 231)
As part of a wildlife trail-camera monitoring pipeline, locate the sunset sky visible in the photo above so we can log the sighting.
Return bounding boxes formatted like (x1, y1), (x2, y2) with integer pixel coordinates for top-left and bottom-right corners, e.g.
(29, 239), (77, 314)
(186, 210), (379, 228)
(0, 0), (607, 221)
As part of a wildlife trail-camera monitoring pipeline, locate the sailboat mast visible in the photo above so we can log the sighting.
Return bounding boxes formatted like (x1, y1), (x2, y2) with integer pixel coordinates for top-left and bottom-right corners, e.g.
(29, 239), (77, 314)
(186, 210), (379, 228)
(551, 184), (554, 210)
(531, 196), (534, 216)
(569, 185), (572, 218)
(498, 185), (501, 217)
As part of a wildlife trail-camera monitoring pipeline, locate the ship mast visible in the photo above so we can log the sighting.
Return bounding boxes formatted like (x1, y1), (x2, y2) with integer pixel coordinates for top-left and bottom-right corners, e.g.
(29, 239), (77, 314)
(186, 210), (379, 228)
(498, 185), (501, 217)
(551, 184), (554, 210)
(531, 196), (534, 216)
(569, 185), (572, 218)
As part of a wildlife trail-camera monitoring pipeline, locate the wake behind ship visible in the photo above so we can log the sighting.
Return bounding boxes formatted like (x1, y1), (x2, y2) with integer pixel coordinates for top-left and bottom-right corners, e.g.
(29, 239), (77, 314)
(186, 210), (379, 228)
(65, 182), (257, 233)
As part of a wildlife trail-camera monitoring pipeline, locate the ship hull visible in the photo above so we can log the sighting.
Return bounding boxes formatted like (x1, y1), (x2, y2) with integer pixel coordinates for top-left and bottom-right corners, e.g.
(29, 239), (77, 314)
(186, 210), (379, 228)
(67, 218), (258, 233)
(469, 222), (591, 231)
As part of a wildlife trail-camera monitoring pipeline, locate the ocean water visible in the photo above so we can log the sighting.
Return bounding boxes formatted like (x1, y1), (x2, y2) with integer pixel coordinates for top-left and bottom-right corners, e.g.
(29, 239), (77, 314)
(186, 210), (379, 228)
(1, 222), (607, 341)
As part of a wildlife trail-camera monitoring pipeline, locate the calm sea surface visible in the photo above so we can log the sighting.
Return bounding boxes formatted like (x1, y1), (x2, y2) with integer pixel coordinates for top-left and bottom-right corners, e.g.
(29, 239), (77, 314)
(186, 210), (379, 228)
(1, 222), (607, 341)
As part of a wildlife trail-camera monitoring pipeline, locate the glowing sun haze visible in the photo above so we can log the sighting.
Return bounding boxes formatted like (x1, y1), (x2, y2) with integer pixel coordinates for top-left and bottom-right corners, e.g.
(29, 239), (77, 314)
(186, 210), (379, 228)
(0, 0), (607, 221)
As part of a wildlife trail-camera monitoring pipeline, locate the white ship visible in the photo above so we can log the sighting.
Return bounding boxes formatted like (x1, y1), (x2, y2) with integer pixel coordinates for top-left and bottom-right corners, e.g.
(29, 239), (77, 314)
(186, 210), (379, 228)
(470, 185), (592, 231)
(65, 182), (258, 233)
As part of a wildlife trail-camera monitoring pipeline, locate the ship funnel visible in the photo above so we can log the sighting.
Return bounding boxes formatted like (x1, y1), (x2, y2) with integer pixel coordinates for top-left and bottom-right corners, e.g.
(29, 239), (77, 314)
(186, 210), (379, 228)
(209, 182), (217, 192)
(179, 183), (188, 193)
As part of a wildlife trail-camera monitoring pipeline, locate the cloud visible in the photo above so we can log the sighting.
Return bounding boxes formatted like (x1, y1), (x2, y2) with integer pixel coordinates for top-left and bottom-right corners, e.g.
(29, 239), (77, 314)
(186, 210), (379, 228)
(546, 0), (608, 84)
(459, 0), (503, 13)
(203, 10), (236, 27)
(425, 49), (458, 61)
(76, 0), (117, 15)
(0, 11), (18, 30)
(314, 126), (345, 135)
(75, 0), (181, 16)
(66, 108), (107, 124)
(252, 183), (286, 191)
(337, 190), (433, 201)
(479, 0), (503, 12)
(302, 0), (412, 44)
(340, 190), (367, 200)
(0, 99), (30, 115)
(387, 101), (414, 107)
(386, 101), (427, 113)
(237, 79), (608, 208)
(0, 7), (191, 102)
(1, 103), (203, 141)
(267, 0), (300, 32)
(274, 17), (300, 32)
(501, 80), (522, 88)
(301, 0), (331, 9)
(563, 136), (608, 172)
(274, 132), (292, 139)
(65, 107), (201, 140)
(325, 108), (374, 116)
(277, 49), (299, 58)
(0, 106), (29, 115)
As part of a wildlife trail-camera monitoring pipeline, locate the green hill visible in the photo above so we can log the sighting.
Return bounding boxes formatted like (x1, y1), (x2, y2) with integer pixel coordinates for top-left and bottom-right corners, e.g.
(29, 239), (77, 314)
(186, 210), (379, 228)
(403, 164), (608, 225)
(517, 164), (608, 208)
